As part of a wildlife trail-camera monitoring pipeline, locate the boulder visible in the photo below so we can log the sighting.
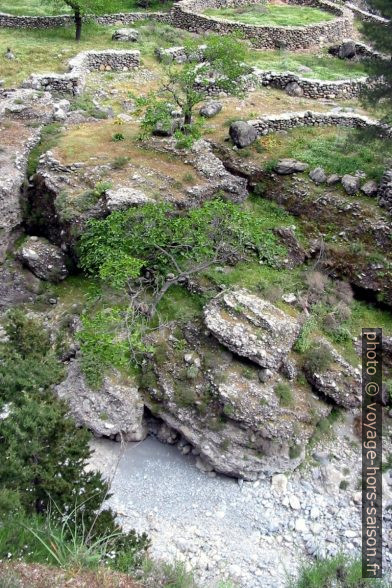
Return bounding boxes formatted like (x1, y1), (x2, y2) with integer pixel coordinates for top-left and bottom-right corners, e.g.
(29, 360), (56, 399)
(326, 174), (341, 186)
(106, 186), (153, 211)
(338, 41), (357, 59)
(285, 81), (304, 97)
(112, 28), (139, 42)
(361, 180), (378, 197)
(16, 236), (68, 282)
(304, 338), (361, 409)
(229, 121), (258, 149)
(55, 361), (147, 441)
(204, 289), (301, 370)
(378, 169), (392, 213)
(309, 167), (327, 185)
(275, 159), (309, 175)
(143, 322), (329, 480)
(153, 117), (182, 137)
(341, 174), (360, 195)
(199, 101), (222, 118)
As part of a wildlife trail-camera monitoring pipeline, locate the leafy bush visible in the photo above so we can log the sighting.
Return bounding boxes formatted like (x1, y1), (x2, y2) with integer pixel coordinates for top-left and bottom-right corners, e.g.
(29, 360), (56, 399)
(112, 132), (125, 142)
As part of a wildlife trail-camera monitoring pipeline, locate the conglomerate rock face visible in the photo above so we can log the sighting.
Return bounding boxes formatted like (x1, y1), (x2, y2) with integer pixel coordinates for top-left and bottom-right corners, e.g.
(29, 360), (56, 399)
(203, 289), (301, 371)
(55, 360), (147, 442)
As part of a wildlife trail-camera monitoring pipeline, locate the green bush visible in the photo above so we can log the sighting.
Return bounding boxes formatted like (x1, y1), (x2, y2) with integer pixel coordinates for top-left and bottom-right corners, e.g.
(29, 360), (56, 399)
(304, 343), (334, 374)
(274, 381), (293, 407)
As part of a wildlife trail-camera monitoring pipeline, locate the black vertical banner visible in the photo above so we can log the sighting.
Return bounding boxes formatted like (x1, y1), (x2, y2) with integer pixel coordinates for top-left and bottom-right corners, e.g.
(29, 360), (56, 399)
(362, 328), (382, 578)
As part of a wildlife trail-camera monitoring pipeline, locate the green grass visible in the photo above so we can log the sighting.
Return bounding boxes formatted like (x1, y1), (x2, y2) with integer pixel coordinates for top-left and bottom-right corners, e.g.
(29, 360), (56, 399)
(0, 20), (189, 87)
(250, 49), (367, 80)
(290, 553), (389, 587)
(204, 4), (334, 27)
(261, 127), (392, 181)
(0, 0), (172, 16)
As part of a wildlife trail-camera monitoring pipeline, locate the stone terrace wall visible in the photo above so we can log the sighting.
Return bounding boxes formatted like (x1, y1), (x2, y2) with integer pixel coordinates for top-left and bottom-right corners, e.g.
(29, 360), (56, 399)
(171, 0), (354, 50)
(345, 2), (388, 23)
(251, 69), (368, 99)
(0, 11), (169, 28)
(248, 110), (392, 137)
(22, 49), (140, 95)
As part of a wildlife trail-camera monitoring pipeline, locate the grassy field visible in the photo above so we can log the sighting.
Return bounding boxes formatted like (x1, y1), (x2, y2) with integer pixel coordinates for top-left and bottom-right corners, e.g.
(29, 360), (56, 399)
(250, 49), (367, 80)
(0, 21), (191, 86)
(204, 4), (335, 27)
(260, 127), (392, 181)
(0, 0), (172, 16)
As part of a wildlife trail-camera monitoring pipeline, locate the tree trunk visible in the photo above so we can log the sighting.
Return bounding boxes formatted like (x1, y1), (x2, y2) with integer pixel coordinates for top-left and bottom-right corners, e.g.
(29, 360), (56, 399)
(74, 9), (82, 42)
(184, 109), (192, 128)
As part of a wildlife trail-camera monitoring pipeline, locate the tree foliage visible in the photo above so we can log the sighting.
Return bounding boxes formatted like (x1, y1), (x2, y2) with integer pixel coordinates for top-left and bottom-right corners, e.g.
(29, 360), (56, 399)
(361, 0), (392, 116)
(139, 35), (250, 134)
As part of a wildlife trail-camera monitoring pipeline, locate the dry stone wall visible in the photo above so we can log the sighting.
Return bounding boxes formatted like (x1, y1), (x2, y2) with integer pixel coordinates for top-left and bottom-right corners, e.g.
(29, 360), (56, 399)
(0, 11), (169, 28)
(247, 110), (392, 137)
(171, 0), (354, 50)
(22, 49), (140, 95)
(250, 69), (368, 99)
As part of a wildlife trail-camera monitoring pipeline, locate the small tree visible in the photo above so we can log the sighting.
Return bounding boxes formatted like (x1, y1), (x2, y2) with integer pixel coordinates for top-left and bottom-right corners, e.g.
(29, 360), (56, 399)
(361, 0), (392, 116)
(139, 35), (250, 134)
(44, 0), (109, 41)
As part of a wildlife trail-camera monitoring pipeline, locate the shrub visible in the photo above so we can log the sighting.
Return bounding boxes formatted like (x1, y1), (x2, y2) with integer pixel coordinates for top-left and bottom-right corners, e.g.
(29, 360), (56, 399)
(112, 156), (129, 169)
(274, 381), (293, 407)
(289, 444), (302, 459)
(112, 132), (125, 142)
(304, 343), (334, 374)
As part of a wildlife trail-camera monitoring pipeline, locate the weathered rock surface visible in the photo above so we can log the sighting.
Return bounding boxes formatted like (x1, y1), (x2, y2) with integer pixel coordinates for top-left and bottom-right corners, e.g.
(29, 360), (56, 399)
(112, 28), (139, 42)
(341, 174), (360, 195)
(199, 101), (222, 118)
(285, 81), (304, 97)
(203, 289), (301, 370)
(143, 321), (329, 480)
(338, 41), (357, 59)
(275, 159), (308, 175)
(105, 186), (153, 211)
(56, 360), (147, 441)
(309, 167), (327, 185)
(378, 169), (392, 213)
(229, 121), (258, 149)
(0, 89), (56, 261)
(16, 236), (68, 282)
(361, 179), (378, 197)
(274, 227), (307, 269)
(304, 338), (362, 408)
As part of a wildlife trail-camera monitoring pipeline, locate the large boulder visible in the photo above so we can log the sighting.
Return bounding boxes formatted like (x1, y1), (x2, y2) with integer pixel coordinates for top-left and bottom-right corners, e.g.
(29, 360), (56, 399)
(143, 322), (329, 480)
(199, 101), (222, 118)
(203, 289), (301, 370)
(338, 41), (357, 59)
(342, 174), (360, 195)
(229, 121), (258, 149)
(112, 28), (139, 42)
(285, 82), (304, 97)
(16, 236), (68, 282)
(303, 338), (361, 409)
(55, 361), (147, 441)
(275, 159), (308, 175)
(378, 169), (392, 213)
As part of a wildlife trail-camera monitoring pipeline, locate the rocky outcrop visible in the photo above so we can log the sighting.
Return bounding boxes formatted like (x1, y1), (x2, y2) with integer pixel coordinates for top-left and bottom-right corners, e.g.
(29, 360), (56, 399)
(199, 101), (222, 118)
(203, 289), (301, 371)
(143, 319), (330, 480)
(304, 339), (362, 408)
(16, 236), (68, 282)
(55, 360), (147, 441)
(0, 89), (56, 262)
